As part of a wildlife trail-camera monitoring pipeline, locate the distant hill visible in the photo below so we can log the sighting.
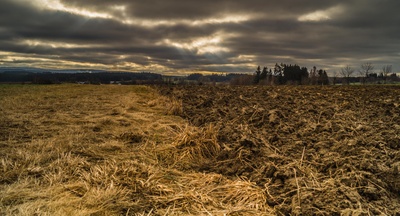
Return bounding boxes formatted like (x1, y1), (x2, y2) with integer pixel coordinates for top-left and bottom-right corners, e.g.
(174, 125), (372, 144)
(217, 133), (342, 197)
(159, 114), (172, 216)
(0, 67), (106, 74)
(0, 67), (163, 84)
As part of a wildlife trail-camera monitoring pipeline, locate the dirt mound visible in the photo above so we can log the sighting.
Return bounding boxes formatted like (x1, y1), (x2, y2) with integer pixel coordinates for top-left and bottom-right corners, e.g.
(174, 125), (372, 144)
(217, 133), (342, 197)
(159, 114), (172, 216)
(159, 85), (400, 215)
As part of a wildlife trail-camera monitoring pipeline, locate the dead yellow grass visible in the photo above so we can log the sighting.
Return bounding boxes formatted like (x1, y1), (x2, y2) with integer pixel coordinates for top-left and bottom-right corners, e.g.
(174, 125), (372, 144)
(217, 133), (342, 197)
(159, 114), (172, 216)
(0, 84), (274, 215)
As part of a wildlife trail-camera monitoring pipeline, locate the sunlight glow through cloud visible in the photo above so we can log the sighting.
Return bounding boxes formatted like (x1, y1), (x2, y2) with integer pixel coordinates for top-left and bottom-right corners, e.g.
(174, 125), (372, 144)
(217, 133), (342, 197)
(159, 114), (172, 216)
(162, 34), (230, 54)
(298, 5), (343, 22)
(30, 0), (112, 18)
(121, 15), (250, 27)
(28, 0), (249, 27)
(191, 15), (250, 26)
(21, 39), (95, 49)
(0, 51), (107, 69)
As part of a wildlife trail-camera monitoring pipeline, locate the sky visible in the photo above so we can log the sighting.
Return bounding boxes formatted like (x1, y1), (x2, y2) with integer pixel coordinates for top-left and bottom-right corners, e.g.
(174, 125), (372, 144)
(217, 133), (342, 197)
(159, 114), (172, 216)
(1, 0), (400, 75)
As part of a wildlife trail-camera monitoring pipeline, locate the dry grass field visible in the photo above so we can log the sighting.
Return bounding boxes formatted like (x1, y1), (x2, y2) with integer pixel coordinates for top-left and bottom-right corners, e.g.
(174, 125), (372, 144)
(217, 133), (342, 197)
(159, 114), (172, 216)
(0, 84), (271, 215)
(1, 84), (400, 215)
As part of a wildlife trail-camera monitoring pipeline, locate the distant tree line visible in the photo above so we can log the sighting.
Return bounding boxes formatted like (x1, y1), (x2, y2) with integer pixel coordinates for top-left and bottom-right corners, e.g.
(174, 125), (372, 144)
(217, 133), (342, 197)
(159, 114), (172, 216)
(186, 73), (246, 84)
(252, 63), (329, 85)
(338, 63), (399, 85)
(250, 62), (398, 86)
(0, 71), (163, 84)
(184, 64), (330, 86)
(1, 63), (398, 85)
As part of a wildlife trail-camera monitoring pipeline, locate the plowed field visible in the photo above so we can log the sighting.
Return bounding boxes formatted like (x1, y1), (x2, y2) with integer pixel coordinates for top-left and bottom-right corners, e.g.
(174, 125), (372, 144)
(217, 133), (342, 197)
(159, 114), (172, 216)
(162, 85), (400, 215)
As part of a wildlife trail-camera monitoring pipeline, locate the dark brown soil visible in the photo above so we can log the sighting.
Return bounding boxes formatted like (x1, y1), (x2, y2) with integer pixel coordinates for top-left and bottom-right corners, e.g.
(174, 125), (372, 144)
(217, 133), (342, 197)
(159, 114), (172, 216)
(160, 85), (400, 215)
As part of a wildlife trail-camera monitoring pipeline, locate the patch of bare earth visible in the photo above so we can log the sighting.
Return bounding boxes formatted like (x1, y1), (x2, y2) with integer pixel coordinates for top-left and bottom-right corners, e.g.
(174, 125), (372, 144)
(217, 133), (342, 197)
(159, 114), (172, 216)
(159, 85), (400, 215)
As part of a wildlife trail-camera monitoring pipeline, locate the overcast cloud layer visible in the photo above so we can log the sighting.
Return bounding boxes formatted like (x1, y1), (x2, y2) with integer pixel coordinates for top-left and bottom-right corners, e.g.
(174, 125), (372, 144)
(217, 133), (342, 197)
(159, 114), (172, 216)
(1, 0), (399, 75)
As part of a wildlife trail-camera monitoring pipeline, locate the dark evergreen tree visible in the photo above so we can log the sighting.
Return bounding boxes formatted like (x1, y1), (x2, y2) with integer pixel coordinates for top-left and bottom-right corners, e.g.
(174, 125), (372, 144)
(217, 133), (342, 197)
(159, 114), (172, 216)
(300, 67), (309, 84)
(281, 64), (309, 85)
(273, 63), (283, 84)
(317, 69), (329, 85)
(273, 63), (282, 76)
(254, 66), (261, 84)
(268, 69), (273, 76)
(309, 66), (317, 85)
(260, 66), (268, 80)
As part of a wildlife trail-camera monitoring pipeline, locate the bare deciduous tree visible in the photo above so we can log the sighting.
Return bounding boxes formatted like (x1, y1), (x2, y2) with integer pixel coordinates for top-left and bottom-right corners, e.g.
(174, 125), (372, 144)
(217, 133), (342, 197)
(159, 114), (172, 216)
(332, 71), (338, 85)
(340, 65), (355, 85)
(359, 62), (374, 84)
(381, 65), (392, 84)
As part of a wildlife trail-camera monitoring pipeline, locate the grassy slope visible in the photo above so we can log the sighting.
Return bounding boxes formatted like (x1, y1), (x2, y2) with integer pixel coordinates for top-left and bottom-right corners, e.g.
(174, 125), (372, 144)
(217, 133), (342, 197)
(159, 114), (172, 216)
(0, 85), (271, 215)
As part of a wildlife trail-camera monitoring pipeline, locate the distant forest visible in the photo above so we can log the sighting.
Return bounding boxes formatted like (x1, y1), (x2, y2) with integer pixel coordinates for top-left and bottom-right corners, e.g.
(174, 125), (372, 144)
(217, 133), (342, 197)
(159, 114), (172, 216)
(1, 62), (399, 85)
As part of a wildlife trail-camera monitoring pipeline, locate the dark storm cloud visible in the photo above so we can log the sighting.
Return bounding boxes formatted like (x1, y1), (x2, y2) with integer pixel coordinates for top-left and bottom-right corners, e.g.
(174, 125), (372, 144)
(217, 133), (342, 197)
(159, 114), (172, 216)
(1, 0), (400, 73)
